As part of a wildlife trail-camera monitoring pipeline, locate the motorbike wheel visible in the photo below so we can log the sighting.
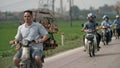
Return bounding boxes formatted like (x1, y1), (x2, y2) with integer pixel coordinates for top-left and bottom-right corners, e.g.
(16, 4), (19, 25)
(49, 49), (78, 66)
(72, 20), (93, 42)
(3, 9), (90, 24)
(19, 61), (40, 68)
(103, 41), (106, 45)
(102, 36), (107, 45)
(105, 38), (109, 45)
(102, 37), (106, 45)
(30, 61), (42, 68)
(102, 32), (107, 45)
(89, 43), (95, 57)
(114, 29), (119, 39)
(105, 34), (109, 45)
(19, 64), (28, 68)
(92, 45), (95, 56)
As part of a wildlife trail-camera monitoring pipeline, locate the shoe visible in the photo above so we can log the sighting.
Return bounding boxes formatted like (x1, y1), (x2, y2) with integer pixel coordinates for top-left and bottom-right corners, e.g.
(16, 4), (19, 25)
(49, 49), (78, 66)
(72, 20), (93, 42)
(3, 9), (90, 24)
(83, 49), (86, 52)
(98, 46), (101, 48)
(97, 46), (101, 51)
(97, 48), (100, 51)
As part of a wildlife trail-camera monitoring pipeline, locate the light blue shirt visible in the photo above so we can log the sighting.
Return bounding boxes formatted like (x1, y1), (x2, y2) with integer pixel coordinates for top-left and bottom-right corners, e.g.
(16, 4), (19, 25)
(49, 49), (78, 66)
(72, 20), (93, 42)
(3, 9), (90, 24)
(113, 19), (120, 24)
(101, 20), (111, 27)
(113, 19), (120, 28)
(15, 22), (48, 50)
(84, 21), (98, 30)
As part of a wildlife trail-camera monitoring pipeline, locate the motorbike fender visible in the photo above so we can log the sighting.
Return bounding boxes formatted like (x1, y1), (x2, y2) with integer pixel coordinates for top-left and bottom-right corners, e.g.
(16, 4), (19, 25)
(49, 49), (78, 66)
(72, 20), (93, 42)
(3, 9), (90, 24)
(93, 35), (98, 52)
(85, 38), (89, 53)
(93, 35), (97, 46)
(85, 38), (89, 49)
(21, 47), (30, 60)
(85, 38), (88, 45)
(108, 28), (111, 32)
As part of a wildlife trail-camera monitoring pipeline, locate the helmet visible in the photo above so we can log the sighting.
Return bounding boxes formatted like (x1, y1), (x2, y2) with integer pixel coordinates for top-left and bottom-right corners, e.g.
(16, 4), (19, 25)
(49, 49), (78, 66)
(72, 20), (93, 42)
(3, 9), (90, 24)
(116, 15), (119, 18)
(87, 13), (96, 18)
(102, 15), (109, 20)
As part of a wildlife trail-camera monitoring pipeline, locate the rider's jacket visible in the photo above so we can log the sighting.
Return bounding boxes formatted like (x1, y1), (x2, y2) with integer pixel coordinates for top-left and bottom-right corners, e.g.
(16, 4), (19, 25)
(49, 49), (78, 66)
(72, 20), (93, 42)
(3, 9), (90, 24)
(101, 20), (112, 28)
(83, 21), (98, 30)
(101, 20), (112, 39)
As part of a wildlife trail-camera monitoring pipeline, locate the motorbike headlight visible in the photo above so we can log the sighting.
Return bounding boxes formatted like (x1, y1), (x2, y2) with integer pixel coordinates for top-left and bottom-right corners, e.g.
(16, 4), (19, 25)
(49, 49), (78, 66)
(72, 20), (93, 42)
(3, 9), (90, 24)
(22, 39), (29, 46)
(87, 29), (93, 33)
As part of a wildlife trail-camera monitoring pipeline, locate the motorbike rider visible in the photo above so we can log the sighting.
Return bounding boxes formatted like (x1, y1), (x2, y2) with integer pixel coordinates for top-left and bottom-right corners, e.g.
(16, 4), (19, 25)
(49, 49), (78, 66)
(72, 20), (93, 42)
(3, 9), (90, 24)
(101, 15), (112, 41)
(113, 15), (120, 36)
(9, 10), (48, 68)
(82, 13), (101, 51)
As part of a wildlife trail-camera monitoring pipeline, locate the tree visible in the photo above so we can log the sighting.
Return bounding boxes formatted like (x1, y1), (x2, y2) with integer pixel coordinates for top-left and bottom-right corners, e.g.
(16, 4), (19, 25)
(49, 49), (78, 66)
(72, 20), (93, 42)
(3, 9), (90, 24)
(112, 1), (120, 15)
(70, 5), (80, 20)
(89, 6), (95, 12)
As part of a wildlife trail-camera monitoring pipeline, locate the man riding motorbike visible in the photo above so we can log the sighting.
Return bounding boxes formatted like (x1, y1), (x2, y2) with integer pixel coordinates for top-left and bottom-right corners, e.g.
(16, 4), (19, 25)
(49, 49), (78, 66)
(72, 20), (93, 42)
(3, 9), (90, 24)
(113, 15), (120, 37)
(82, 13), (101, 51)
(9, 10), (48, 68)
(101, 15), (112, 42)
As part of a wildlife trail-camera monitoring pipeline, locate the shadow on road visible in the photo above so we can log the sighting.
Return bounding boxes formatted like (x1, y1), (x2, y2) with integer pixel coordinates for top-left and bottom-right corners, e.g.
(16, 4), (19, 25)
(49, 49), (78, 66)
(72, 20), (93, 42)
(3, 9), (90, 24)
(95, 52), (120, 57)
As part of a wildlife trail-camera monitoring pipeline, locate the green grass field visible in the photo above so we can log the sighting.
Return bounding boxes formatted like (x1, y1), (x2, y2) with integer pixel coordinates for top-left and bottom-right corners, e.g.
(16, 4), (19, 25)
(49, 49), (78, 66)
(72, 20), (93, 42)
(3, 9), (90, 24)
(0, 21), (18, 51)
(0, 20), (84, 51)
(0, 20), (85, 67)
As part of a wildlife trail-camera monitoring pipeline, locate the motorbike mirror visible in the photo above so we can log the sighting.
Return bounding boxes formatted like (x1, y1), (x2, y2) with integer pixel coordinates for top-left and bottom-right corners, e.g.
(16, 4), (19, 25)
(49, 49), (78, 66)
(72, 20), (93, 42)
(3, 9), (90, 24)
(81, 24), (84, 27)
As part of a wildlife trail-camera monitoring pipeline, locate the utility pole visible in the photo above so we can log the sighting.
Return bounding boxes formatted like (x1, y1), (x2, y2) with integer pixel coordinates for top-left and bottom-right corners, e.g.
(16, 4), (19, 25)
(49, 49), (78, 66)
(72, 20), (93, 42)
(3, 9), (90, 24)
(69, 0), (72, 27)
(60, 0), (63, 15)
(52, 0), (55, 15)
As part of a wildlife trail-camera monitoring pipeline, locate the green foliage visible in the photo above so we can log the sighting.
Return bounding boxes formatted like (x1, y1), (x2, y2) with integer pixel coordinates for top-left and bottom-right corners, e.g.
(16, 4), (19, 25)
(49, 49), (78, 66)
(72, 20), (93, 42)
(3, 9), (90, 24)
(54, 20), (84, 44)
(70, 5), (80, 19)
(0, 21), (18, 51)
(0, 20), (85, 52)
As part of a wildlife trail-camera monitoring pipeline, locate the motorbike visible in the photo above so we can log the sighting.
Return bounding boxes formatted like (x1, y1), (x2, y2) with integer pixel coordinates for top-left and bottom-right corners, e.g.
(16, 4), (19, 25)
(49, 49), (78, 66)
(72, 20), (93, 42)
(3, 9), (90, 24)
(101, 26), (109, 45)
(114, 24), (119, 39)
(84, 29), (97, 57)
(12, 39), (42, 68)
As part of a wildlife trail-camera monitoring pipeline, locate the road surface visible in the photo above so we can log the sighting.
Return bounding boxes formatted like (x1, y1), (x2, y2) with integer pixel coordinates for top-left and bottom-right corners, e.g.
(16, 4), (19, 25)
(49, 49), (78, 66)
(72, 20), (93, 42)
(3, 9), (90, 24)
(43, 38), (120, 68)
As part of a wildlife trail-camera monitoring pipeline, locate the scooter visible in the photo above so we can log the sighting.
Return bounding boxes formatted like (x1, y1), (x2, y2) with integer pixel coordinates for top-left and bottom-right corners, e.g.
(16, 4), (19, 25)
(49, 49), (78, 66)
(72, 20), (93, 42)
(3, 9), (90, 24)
(114, 24), (119, 39)
(84, 29), (97, 57)
(101, 26), (109, 45)
(12, 39), (42, 68)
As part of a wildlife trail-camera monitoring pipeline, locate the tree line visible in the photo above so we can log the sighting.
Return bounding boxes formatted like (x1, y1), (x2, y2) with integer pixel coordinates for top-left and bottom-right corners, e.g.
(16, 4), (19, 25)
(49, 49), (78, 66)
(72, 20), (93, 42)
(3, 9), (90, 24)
(0, 1), (120, 21)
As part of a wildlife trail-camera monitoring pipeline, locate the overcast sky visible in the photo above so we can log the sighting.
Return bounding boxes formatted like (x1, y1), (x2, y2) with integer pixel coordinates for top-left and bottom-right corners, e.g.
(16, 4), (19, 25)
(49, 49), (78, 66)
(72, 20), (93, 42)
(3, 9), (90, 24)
(0, 0), (119, 12)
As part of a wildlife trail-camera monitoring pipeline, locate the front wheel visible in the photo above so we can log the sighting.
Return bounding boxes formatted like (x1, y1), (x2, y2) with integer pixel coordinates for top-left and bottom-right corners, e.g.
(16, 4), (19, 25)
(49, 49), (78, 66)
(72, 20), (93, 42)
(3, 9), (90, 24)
(89, 43), (95, 57)
(30, 61), (42, 68)
(114, 29), (119, 39)
(19, 63), (30, 68)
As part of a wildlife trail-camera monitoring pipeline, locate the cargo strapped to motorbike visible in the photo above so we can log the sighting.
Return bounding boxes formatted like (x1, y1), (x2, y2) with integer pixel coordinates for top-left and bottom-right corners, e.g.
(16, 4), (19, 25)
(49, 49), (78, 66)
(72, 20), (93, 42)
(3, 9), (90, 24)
(33, 9), (58, 50)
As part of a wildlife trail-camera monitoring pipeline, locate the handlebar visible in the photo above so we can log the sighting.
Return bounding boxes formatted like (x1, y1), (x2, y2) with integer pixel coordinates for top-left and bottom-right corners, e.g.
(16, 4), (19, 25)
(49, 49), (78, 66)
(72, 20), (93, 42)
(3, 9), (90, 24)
(10, 41), (18, 47)
(11, 39), (39, 47)
(85, 29), (96, 33)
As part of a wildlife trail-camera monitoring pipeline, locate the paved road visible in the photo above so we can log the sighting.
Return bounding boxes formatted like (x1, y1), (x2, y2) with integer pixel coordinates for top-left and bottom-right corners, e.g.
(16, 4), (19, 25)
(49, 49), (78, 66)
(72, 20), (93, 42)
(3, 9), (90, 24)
(43, 38), (120, 68)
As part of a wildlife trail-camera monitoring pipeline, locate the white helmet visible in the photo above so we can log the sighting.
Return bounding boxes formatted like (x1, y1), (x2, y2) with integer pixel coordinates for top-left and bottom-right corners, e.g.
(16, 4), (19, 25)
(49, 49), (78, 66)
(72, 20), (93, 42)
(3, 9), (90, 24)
(102, 15), (109, 20)
(87, 13), (96, 18)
